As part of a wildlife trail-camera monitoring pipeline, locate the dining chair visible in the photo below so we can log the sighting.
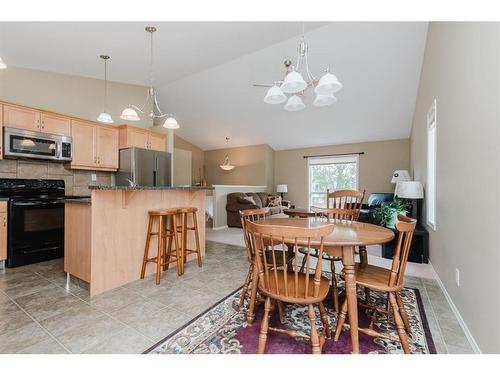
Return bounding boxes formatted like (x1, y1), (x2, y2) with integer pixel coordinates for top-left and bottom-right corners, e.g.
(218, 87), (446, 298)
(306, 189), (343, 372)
(240, 207), (294, 325)
(299, 206), (359, 312)
(245, 219), (335, 354)
(333, 214), (417, 353)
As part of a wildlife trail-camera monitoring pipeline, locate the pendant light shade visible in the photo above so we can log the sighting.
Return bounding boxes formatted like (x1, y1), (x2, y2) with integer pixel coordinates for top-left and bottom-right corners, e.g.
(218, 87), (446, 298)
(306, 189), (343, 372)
(163, 116), (179, 129)
(314, 72), (342, 95)
(281, 70), (307, 94)
(264, 85), (287, 104)
(284, 95), (305, 112)
(97, 112), (114, 123)
(120, 107), (140, 121)
(0, 57), (7, 69)
(313, 93), (337, 107)
(219, 137), (235, 171)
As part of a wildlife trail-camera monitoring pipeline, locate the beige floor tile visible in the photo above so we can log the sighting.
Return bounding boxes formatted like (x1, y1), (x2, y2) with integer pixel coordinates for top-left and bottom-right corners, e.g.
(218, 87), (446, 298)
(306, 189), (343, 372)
(81, 327), (153, 354)
(0, 300), (34, 335)
(1, 275), (56, 299)
(109, 299), (165, 326)
(17, 337), (68, 354)
(87, 287), (150, 313)
(39, 304), (106, 337)
(0, 322), (52, 353)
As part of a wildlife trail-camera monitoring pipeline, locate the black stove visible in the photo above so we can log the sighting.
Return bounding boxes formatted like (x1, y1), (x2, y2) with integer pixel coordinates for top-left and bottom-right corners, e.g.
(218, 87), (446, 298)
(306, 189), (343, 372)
(0, 178), (65, 267)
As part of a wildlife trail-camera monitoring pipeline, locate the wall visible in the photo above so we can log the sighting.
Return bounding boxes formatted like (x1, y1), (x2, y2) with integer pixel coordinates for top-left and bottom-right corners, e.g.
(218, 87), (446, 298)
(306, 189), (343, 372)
(0, 66), (152, 129)
(274, 139), (410, 208)
(204, 144), (274, 191)
(174, 135), (205, 184)
(410, 22), (500, 353)
(0, 159), (112, 196)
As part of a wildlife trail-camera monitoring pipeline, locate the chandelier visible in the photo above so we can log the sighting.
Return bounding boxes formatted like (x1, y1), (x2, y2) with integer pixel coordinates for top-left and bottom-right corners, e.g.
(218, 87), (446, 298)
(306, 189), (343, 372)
(254, 28), (342, 111)
(96, 55), (113, 124)
(219, 137), (235, 171)
(120, 26), (179, 129)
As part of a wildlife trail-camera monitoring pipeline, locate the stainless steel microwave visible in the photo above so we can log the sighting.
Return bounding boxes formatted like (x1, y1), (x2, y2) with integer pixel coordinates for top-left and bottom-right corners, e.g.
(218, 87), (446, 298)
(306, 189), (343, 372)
(3, 127), (72, 162)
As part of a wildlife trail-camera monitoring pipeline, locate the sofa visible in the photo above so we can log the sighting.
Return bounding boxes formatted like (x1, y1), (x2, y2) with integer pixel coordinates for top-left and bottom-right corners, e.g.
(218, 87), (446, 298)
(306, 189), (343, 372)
(358, 192), (394, 223)
(226, 192), (291, 228)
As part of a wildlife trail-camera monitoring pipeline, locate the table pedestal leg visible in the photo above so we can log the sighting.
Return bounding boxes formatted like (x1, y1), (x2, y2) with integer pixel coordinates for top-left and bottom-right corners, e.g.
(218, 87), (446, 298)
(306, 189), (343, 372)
(342, 245), (359, 354)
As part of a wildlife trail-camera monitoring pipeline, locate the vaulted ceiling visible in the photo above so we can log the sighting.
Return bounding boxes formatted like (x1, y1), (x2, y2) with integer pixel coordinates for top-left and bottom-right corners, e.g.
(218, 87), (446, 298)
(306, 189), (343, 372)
(0, 22), (428, 150)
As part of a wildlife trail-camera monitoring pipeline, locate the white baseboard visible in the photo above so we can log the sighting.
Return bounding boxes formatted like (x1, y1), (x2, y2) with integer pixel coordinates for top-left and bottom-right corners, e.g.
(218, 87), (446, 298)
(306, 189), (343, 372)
(210, 225), (228, 231)
(429, 261), (481, 353)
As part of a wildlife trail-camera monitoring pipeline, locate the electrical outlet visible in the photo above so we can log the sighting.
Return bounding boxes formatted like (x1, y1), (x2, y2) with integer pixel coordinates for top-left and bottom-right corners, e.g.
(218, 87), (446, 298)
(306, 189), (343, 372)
(91, 173), (97, 182)
(455, 268), (460, 287)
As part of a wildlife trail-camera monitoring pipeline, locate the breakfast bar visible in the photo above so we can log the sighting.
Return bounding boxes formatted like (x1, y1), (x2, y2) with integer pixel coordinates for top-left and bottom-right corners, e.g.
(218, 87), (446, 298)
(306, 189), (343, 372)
(64, 185), (213, 296)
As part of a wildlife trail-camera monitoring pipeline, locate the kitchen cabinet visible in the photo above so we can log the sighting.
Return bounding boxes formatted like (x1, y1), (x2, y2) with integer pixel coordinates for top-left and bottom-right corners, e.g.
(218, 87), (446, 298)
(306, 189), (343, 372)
(2, 104), (71, 136)
(70, 120), (119, 171)
(0, 104), (3, 159)
(118, 125), (167, 152)
(64, 201), (91, 282)
(0, 201), (7, 264)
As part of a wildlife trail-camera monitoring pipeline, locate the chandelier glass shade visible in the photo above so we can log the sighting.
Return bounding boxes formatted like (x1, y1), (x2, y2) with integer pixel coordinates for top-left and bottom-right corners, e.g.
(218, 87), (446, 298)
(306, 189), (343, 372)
(0, 57), (7, 69)
(257, 26), (342, 111)
(219, 137), (235, 171)
(121, 27), (179, 129)
(97, 55), (114, 124)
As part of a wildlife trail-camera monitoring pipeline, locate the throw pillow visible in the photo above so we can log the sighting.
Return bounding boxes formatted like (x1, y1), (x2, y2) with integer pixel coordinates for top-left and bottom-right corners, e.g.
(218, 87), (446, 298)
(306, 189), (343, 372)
(237, 196), (256, 205)
(267, 195), (282, 207)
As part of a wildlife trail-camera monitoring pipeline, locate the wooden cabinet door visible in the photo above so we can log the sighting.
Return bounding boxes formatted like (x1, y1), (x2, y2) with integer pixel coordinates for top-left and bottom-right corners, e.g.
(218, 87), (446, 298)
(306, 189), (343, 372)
(71, 120), (96, 167)
(3, 104), (40, 132)
(127, 127), (149, 149)
(148, 132), (167, 151)
(0, 104), (3, 159)
(96, 126), (118, 169)
(40, 112), (71, 136)
(0, 203), (7, 262)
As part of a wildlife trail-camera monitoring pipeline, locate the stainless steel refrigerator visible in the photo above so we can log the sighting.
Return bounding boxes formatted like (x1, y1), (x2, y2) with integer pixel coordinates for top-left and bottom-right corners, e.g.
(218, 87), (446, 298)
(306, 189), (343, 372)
(116, 148), (172, 187)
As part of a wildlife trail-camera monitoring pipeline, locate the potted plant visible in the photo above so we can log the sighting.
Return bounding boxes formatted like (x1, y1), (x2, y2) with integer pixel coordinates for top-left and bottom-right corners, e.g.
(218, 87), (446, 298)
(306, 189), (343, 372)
(373, 198), (408, 228)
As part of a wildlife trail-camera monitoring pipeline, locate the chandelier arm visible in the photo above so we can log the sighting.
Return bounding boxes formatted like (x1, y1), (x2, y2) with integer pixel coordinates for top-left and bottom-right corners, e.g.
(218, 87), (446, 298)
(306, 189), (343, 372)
(304, 49), (316, 84)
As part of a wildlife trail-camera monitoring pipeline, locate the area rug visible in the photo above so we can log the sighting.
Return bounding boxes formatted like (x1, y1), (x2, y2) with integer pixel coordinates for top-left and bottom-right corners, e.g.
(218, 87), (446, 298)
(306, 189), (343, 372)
(145, 286), (436, 354)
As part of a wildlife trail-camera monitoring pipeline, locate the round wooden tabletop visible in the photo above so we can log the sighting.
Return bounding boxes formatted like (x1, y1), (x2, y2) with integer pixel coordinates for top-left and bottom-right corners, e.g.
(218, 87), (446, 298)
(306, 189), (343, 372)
(283, 207), (317, 218)
(255, 217), (395, 246)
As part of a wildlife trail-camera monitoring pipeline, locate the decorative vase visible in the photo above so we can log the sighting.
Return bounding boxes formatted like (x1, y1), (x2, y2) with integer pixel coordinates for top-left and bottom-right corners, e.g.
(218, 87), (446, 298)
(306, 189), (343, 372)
(386, 210), (407, 229)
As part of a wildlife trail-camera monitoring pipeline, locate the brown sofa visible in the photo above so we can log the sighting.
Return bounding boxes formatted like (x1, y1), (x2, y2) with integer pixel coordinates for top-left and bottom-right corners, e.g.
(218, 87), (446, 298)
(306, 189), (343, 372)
(226, 192), (291, 228)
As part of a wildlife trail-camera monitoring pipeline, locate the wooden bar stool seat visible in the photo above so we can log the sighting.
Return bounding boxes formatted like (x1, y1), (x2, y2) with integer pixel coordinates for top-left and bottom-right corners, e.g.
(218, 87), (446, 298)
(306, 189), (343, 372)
(175, 206), (202, 272)
(141, 208), (182, 284)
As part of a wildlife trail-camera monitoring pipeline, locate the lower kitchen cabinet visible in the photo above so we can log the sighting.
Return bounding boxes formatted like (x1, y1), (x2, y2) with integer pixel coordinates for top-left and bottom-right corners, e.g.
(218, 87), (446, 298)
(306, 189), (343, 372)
(0, 201), (7, 264)
(64, 201), (91, 282)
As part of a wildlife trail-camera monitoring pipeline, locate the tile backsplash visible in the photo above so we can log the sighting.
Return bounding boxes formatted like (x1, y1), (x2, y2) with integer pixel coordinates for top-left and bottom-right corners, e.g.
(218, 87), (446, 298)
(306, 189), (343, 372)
(0, 159), (113, 196)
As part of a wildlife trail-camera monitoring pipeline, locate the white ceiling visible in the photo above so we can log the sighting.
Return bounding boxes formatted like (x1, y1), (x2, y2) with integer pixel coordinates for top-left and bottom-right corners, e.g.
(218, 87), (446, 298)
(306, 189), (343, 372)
(0, 22), (428, 151)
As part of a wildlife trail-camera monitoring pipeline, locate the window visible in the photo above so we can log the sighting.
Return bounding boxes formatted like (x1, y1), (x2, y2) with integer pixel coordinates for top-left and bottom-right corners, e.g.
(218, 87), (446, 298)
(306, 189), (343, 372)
(427, 99), (437, 230)
(308, 155), (359, 207)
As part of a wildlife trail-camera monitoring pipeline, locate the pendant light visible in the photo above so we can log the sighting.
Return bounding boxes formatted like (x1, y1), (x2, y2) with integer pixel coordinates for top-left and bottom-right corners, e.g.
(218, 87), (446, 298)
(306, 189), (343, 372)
(284, 95), (305, 111)
(264, 84), (287, 104)
(97, 55), (114, 124)
(219, 137), (235, 171)
(120, 26), (179, 129)
(0, 57), (7, 69)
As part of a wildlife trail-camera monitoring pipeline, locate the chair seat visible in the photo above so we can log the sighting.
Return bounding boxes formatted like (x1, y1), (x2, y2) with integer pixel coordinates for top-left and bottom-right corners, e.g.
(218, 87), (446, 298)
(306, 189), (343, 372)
(354, 264), (402, 292)
(259, 272), (330, 304)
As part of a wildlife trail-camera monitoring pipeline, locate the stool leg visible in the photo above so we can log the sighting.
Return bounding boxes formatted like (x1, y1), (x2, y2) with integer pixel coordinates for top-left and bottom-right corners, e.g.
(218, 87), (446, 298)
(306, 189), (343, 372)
(155, 215), (164, 285)
(141, 216), (154, 279)
(172, 213), (183, 276)
(182, 212), (188, 266)
(162, 217), (168, 271)
(165, 215), (174, 270)
(192, 211), (202, 267)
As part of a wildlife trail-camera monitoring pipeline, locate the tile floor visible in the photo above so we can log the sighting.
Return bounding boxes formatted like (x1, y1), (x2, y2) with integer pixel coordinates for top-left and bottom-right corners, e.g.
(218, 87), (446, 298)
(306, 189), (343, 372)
(0, 240), (473, 354)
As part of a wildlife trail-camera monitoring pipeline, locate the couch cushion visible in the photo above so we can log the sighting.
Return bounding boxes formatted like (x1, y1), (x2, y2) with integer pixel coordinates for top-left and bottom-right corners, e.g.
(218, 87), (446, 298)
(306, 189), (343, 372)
(238, 196), (256, 205)
(227, 192), (248, 205)
(247, 193), (263, 208)
(255, 192), (268, 208)
(267, 195), (282, 207)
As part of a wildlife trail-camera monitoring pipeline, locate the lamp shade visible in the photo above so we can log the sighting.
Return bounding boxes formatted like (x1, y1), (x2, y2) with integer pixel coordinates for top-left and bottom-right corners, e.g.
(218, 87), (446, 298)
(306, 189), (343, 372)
(395, 181), (424, 199)
(120, 107), (140, 121)
(97, 112), (114, 124)
(281, 70), (307, 94)
(284, 95), (305, 112)
(313, 93), (337, 107)
(391, 170), (411, 183)
(0, 57), (7, 69)
(163, 117), (179, 129)
(314, 72), (342, 95)
(276, 184), (288, 193)
(264, 85), (287, 104)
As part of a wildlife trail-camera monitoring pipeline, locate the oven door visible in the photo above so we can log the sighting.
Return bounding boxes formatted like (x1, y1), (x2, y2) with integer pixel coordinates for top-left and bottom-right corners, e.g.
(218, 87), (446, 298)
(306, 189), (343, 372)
(7, 198), (64, 267)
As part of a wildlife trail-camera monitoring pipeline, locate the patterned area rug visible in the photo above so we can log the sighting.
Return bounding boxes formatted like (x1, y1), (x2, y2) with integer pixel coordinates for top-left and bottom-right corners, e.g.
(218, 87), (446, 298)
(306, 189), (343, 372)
(145, 284), (436, 354)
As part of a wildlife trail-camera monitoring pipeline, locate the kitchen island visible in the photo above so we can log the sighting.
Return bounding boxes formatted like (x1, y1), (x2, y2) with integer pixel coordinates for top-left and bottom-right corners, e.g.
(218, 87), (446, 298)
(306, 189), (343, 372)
(64, 185), (213, 296)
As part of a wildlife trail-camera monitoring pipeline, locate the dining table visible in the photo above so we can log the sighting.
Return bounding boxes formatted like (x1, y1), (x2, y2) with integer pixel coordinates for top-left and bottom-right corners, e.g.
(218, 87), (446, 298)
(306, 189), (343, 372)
(251, 216), (395, 354)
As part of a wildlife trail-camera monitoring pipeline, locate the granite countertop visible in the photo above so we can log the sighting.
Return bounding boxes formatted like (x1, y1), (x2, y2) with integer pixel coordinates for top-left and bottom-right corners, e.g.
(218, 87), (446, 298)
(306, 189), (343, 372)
(88, 185), (214, 191)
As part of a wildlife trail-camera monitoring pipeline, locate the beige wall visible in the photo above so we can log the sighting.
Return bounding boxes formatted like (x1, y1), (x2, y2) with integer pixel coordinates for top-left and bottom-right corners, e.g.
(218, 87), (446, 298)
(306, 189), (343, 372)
(0, 66), (152, 129)
(274, 139), (410, 208)
(410, 22), (499, 353)
(174, 135), (205, 184)
(204, 144), (274, 191)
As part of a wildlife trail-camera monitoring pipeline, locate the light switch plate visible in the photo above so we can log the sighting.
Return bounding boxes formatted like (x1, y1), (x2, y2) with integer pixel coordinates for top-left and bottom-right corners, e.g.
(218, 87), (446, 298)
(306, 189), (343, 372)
(91, 173), (97, 182)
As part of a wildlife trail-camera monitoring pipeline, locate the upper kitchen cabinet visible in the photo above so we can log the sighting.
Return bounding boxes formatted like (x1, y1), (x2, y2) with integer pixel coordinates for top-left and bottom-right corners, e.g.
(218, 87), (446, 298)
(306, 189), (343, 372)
(2, 103), (71, 136)
(70, 120), (119, 171)
(118, 125), (166, 152)
(0, 104), (3, 159)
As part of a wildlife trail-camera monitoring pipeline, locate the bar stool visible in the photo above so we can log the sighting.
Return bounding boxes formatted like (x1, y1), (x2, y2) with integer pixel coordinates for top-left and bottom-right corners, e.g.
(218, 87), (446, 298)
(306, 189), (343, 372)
(141, 208), (182, 285)
(176, 207), (202, 272)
